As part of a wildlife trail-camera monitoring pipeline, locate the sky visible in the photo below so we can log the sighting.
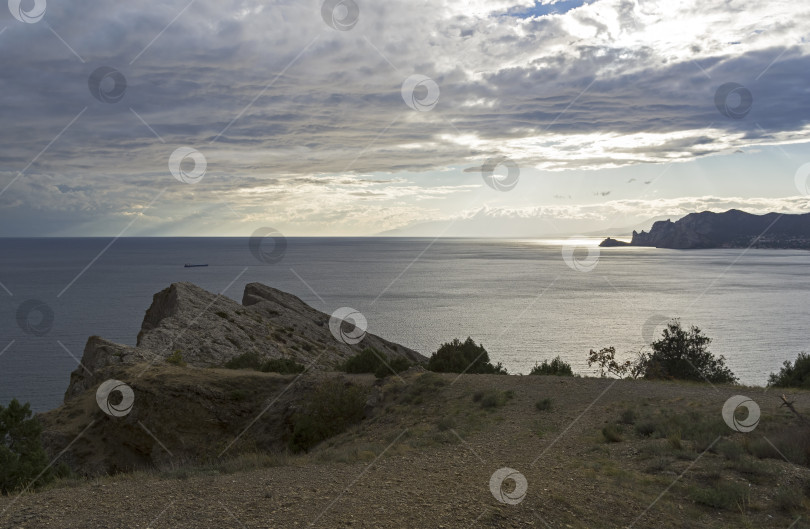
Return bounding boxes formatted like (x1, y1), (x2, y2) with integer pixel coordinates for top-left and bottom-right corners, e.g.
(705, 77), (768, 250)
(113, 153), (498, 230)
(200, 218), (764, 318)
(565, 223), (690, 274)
(1, 0), (809, 237)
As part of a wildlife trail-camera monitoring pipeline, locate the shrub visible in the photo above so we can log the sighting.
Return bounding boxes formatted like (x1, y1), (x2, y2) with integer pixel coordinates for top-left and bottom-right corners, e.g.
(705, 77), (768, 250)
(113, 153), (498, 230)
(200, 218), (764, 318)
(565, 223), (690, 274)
(619, 409), (636, 425)
(535, 398), (553, 411)
(636, 321), (737, 384)
(224, 351), (264, 370)
(635, 421), (656, 437)
(473, 389), (513, 409)
(478, 389), (513, 409)
(529, 356), (574, 376)
(0, 399), (52, 494)
(166, 350), (186, 366)
(427, 338), (507, 375)
(343, 348), (381, 373)
(667, 432), (682, 450)
(688, 481), (749, 510)
(288, 380), (368, 453)
(342, 348), (412, 378)
(602, 424), (623, 443)
(373, 356), (412, 379)
(768, 352), (810, 389)
(745, 425), (810, 466)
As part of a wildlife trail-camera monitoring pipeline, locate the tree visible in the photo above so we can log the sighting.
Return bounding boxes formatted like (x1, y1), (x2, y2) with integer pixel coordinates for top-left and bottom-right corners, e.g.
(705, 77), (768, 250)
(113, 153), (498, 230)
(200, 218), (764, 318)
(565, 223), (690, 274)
(768, 352), (810, 389)
(427, 338), (507, 374)
(0, 399), (51, 494)
(587, 347), (633, 378)
(638, 320), (737, 384)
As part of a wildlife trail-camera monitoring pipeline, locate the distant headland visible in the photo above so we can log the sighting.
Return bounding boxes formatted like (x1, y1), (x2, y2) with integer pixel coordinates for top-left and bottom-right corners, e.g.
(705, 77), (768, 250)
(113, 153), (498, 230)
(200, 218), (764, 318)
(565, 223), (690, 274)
(600, 209), (810, 249)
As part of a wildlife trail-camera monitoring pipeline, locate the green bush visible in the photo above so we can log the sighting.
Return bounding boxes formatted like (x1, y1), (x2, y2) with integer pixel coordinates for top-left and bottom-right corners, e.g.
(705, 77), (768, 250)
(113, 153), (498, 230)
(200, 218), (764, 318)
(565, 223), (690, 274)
(0, 399), (52, 494)
(602, 424), (624, 443)
(342, 347), (413, 379)
(637, 321), (737, 384)
(427, 338), (507, 375)
(342, 347), (381, 374)
(475, 389), (513, 409)
(535, 398), (553, 411)
(224, 351), (264, 370)
(166, 350), (186, 366)
(288, 380), (368, 453)
(768, 352), (810, 389)
(529, 356), (574, 376)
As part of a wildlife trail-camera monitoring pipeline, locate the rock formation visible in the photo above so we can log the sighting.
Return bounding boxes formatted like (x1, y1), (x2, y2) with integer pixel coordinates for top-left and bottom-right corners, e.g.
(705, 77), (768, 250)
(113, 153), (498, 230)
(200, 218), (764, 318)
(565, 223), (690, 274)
(41, 282), (428, 474)
(599, 209), (810, 249)
(65, 282), (425, 400)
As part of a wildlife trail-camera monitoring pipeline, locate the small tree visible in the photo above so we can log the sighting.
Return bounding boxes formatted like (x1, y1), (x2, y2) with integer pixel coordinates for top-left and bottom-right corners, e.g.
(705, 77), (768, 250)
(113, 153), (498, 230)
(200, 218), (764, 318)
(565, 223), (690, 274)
(427, 338), (507, 374)
(530, 356), (574, 376)
(638, 321), (737, 384)
(768, 352), (810, 389)
(588, 347), (632, 378)
(0, 399), (51, 494)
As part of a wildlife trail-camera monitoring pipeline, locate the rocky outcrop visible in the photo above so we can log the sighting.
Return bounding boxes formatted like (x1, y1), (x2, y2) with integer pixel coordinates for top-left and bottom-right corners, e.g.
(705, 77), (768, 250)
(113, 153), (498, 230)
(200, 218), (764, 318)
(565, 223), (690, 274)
(600, 210), (810, 249)
(65, 282), (426, 401)
(63, 337), (149, 401)
(598, 237), (630, 247)
(43, 281), (431, 475)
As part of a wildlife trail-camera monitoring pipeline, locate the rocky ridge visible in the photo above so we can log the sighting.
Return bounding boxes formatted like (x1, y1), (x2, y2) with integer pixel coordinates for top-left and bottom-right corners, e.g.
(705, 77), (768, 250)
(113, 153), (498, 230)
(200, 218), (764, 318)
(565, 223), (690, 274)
(599, 209), (810, 249)
(41, 282), (427, 474)
(65, 281), (425, 400)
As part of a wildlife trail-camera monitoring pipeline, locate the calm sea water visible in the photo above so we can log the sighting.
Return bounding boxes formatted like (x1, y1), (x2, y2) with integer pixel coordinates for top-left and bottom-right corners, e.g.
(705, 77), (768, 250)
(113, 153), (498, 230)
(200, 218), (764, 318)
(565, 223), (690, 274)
(1, 237), (809, 411)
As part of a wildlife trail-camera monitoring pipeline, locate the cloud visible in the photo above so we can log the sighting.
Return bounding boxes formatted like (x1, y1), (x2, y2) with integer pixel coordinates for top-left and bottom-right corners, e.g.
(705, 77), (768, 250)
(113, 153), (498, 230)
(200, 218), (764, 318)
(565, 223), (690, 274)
(382, 195), (810, 236)
(1, 0), (809, 234)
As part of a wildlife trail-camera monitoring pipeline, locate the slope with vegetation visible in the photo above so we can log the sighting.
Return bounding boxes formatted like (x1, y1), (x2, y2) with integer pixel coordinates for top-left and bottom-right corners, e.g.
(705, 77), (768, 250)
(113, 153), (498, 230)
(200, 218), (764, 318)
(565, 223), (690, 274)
(3, 283), (810, 527)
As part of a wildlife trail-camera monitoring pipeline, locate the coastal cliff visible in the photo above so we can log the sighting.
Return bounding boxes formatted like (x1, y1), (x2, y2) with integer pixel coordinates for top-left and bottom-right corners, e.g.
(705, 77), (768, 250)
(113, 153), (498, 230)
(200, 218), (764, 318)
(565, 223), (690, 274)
(42, 282), (426, 474)
(64, 282), (425, 401)
(600, 209), (810, 249)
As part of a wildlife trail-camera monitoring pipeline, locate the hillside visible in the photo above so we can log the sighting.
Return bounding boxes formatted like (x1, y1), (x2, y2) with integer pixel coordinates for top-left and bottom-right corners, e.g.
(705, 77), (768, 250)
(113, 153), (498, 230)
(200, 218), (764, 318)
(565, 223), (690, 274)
(1, 282), (808, 528)
(3, 373), (810, 528)
(600, 210), (810, 249)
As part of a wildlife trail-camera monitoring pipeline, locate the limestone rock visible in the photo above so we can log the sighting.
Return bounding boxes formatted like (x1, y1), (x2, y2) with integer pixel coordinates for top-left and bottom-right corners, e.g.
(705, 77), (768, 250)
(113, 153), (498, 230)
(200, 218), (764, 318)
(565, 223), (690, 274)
(64, 282), (427, 401)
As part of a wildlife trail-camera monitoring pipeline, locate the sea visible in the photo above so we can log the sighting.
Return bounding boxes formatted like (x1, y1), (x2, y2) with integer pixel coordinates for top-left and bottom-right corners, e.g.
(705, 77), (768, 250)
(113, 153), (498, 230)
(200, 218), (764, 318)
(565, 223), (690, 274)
(1, 237), (809, 412)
